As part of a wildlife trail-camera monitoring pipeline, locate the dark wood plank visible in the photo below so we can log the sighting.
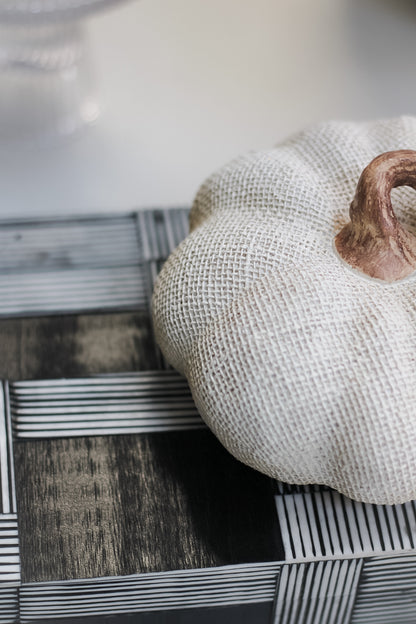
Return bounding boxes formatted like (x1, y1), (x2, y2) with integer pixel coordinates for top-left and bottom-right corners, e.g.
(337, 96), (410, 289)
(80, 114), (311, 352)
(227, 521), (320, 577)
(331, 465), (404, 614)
(0, 312), (158, 380)
(15, 430), (283, 583)
(15, 436), (122, 582)
(33, 602), (274, 624)
(109, 430), (283, 573)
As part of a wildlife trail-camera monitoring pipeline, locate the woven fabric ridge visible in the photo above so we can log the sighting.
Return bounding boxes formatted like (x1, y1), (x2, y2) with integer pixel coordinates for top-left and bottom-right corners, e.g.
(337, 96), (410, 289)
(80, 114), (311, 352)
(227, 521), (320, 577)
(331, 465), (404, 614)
(152, 116), (416, 505)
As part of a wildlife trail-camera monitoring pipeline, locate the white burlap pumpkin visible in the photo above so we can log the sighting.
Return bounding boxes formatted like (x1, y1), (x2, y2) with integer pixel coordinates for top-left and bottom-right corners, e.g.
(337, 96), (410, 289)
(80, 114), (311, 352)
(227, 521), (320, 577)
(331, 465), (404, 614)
(152, 116), (416, 505)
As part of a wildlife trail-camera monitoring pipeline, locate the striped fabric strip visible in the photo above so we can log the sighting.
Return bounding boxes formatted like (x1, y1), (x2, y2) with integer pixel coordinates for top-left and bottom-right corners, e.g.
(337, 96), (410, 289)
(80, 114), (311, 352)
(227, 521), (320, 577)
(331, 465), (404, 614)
(275, 490), (416, 561)
(0, 265), (147, 316)
(0, 587), (19, 624)
(0, 516), (20, 584)
(0, 208), (189, 317)
(0, 384), (16, 517)
(137, 208), (190, 261)
(19, 562), (280, 621)
(0, 215), (141, 271)
(0, 383), (20, 618)
(351, 554), (416, 623)
(273, 559), (362, 624)
(10, 371), (204, 439)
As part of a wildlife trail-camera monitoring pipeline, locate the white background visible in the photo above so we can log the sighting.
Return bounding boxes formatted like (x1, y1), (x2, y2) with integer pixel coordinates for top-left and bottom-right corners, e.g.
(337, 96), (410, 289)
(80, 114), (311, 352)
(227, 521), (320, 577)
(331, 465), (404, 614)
(1, 0), (416, 217)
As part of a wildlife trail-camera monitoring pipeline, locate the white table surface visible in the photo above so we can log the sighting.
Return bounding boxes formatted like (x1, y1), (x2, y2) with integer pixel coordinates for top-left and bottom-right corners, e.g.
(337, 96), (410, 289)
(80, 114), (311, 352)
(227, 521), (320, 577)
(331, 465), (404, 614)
(1, 0), (416, 218)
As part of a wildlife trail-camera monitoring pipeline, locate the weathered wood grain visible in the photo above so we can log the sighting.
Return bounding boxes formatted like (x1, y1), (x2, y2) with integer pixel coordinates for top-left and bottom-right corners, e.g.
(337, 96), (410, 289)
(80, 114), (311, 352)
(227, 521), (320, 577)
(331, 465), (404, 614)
(14, 429), (283, 583)
(0, 311), (157, 381)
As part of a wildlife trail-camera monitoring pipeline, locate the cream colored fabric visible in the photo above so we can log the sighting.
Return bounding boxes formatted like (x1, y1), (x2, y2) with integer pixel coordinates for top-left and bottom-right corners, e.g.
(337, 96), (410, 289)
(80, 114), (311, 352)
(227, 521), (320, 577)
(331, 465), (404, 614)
(152, 116), (416, 505)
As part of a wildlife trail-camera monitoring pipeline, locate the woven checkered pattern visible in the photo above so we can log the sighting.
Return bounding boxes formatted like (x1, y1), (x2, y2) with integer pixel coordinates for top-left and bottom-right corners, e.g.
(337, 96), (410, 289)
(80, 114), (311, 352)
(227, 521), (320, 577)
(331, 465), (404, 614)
(153, 116), (416, 505)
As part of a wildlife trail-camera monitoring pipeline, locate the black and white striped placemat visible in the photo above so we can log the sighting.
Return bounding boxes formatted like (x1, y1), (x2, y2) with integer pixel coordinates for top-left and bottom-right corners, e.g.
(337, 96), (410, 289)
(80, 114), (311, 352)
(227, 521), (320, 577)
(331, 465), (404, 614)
(4, 371), (416, 622)
(0, 208), (415, 623)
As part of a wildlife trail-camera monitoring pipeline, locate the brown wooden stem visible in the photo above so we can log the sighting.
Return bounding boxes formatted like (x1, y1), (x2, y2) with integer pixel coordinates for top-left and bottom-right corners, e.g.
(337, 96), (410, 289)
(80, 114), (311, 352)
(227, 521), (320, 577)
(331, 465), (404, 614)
(335, 150), (416, 282)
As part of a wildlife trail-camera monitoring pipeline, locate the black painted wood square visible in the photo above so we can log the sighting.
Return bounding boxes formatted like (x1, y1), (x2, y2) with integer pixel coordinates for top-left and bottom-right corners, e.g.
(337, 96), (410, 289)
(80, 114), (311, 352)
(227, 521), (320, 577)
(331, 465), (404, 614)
(14, 430), (283, 584)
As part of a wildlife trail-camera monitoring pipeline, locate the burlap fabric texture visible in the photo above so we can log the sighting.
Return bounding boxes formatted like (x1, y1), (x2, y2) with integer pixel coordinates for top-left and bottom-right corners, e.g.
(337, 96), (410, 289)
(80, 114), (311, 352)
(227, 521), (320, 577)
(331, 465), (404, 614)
(152, 116), (416, 505)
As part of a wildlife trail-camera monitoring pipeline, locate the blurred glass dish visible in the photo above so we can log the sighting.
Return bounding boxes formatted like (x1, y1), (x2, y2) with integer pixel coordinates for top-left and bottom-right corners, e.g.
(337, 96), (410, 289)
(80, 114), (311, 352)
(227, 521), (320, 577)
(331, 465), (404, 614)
(0, 0), (129, 145)
(0, 0), (123, 23)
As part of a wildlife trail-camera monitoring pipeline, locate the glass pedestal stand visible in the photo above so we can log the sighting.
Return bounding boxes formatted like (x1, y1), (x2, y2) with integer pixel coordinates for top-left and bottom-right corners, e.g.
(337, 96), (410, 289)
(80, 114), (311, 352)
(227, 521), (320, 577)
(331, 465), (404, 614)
(0, 1), (127, 145)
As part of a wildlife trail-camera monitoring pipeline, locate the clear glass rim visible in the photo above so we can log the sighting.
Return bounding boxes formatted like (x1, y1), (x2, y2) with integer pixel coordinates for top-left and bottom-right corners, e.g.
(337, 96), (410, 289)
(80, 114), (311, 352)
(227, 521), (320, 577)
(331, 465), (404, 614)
(0, 0), (130, 24)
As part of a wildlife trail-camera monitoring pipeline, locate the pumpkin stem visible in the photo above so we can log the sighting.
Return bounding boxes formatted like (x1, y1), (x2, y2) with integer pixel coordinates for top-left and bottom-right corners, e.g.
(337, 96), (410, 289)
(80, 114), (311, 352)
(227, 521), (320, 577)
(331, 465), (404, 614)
(335, 150), (416, 282)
